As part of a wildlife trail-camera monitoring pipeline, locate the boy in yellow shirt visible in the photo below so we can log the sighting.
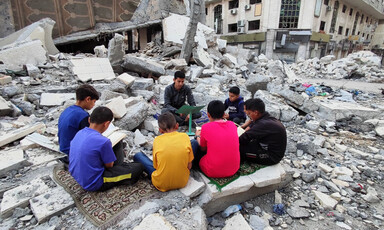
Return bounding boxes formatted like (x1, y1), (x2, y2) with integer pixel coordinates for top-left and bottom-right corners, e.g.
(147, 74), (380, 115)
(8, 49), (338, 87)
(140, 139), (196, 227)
(133, 112), (194, 192)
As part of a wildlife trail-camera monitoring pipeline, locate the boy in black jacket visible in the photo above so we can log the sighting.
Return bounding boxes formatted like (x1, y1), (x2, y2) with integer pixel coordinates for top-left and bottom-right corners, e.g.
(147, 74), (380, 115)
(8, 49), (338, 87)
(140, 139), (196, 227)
(223, 86), (246, 125)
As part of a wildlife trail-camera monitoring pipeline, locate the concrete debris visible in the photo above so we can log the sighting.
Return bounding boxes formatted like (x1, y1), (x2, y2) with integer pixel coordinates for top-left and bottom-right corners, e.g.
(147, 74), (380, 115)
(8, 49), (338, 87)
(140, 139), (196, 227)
(0, 11), (383, 230)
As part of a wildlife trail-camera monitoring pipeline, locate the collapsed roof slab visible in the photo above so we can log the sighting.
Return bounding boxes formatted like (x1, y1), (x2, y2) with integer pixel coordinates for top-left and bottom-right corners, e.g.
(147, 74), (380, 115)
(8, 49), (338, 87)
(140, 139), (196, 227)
(70, 58), (115, 82)
(0, 18), (59, 55)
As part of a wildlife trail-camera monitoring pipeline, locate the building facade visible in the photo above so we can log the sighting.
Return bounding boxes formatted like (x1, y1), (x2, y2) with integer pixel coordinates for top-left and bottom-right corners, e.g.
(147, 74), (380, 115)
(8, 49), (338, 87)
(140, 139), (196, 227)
(205, 0), (384, 62)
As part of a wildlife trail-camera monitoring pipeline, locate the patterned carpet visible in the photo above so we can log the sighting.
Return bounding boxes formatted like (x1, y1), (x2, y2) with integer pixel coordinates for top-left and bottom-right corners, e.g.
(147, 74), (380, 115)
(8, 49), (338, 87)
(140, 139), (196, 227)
(53, 165), (157, 228)
(207, 162), (266, 191)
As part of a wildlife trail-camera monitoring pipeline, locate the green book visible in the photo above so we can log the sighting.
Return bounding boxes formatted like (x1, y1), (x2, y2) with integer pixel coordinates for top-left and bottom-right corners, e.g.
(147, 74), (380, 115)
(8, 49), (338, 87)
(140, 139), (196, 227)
(176, 105), (205, 136)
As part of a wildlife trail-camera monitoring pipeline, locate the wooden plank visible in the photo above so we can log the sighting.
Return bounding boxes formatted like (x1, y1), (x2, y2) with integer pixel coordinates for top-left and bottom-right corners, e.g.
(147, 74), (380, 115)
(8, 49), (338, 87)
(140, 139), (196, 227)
(0, 122), (45, 148)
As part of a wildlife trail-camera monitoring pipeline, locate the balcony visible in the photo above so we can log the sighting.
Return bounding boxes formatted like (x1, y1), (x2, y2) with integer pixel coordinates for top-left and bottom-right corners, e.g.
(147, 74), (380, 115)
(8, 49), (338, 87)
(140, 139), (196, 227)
(348, 0), (384, 19)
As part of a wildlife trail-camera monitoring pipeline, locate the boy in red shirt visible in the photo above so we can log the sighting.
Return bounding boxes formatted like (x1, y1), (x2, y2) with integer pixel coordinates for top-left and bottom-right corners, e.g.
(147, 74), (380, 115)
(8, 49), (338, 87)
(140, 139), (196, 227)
(192, 100), (240, 178)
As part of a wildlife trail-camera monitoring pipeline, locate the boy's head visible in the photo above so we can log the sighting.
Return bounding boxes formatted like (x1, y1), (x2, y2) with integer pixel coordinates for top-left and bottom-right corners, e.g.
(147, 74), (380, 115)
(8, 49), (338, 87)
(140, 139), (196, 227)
(158, 112), (178, 133)
(76, 84), (99, 110)
(244, 98), (265, 121)
(207, 100), (225, 120)
(89, 106), (113, 132)
(228, 86), (240, 102)
(173, 71), (186, 91)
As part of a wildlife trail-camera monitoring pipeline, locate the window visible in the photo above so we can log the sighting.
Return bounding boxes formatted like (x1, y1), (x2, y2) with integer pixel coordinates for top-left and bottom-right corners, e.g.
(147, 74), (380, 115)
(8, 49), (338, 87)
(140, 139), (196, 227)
(338, 26), (343, 35)
(214, 5), (223, 34)
(345, 28), (349, 36)
(324, 0), (329, 5)
(366, 17), (369, 23)
(362, 33), (365, 37)
(279, 0), (301, 29)
(205, 8), (208, 15)
(228, 23), (237, 32)
(250, 0), (262, 4)
(229, 0), (239, 10)
(366, 34), (369, 39)
(349, 8), (353, 16)
(248, 20), (260, 30)
(319, 21), (326, 31)
(329, 1), (339, 33)
(361, 14), (364, 23)
(342, 5), (347, 13)
(358, 31), (360, 35)
(352, 12), (359, 35)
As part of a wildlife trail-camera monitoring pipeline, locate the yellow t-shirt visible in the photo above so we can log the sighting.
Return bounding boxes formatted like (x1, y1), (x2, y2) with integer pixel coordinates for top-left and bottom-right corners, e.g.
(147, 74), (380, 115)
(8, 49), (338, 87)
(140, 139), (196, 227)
(151, 131), (194, 192)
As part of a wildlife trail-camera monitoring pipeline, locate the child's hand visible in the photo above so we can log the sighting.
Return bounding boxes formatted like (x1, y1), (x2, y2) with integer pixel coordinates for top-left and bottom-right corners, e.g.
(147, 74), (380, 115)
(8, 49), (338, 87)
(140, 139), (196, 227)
(195, 129), (201, 136)
(223, 113), (229, 119)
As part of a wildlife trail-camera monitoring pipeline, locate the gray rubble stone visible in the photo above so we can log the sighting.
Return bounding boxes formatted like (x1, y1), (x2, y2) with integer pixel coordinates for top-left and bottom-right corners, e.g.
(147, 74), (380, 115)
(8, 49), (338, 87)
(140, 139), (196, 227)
(122, 55), (165, 77)
(287, 206), (310, 219)
(249, 215), (266, 230)
(245, 74), (269, 96)
(115, 101), (149, 130)
(131, 78), (154, 91)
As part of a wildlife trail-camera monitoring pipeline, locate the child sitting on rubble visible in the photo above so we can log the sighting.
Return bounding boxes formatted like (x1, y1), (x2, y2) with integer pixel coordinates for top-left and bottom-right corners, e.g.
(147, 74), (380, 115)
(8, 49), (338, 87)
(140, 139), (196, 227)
(223, 86), (246, 125)
(133, 112), (194, 192)
(69, 106), (144, 191)
(58, 84), (99, 164)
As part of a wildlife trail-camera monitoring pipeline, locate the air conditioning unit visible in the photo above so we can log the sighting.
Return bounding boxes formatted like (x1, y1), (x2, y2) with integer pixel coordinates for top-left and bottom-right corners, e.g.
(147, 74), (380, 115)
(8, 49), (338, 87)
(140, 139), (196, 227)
(326, 6), (332, 11)
(237, 27), (245, 34)
(237, 20), (245, 27)
(230, 9), (237, 15)
(245, 4), (251, 10)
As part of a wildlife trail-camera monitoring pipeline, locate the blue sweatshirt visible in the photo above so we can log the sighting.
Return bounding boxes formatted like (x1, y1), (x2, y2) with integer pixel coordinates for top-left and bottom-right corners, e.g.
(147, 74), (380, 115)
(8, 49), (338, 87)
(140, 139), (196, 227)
(224, 96), (246, 120)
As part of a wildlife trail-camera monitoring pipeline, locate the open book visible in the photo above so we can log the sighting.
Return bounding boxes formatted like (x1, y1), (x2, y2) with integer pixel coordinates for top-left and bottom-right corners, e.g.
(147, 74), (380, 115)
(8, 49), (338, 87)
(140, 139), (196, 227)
(102, 123), (127, 147)
(237, 126), (245, 137)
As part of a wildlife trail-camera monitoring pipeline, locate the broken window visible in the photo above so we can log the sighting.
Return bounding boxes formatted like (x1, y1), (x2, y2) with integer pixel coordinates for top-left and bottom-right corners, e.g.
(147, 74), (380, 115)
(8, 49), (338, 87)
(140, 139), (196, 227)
(342, 5), (347, 13)
(352, 12), (359, 35)
(250, 0), (262, 4)
(279, 0), (301, 29)
(329, 1), (339, 33)
(345, 28), (349, 36)
(228, 23), (238, 33)
(248, 20), (260, 30)
(324, 0), (329, 5)
(214, 5), (223, 34)
(361, 14), (364, 24)
(349, 8), (353, 16)
(229, 0), (239, 10)
(366, 17), (369, 23)
(338, 26), (343, 35)
(319, 21), (326, 31)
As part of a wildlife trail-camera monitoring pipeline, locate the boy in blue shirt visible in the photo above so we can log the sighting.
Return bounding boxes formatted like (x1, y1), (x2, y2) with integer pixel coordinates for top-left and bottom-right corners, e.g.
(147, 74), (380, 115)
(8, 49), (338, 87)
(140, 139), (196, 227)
(69, 106), (144, 191)
(58, 84), (99, 163)
(223, 86), (246, 125)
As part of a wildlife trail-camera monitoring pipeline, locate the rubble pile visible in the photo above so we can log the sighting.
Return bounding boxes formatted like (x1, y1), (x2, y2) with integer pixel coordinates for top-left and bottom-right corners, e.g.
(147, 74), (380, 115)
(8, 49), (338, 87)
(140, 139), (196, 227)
(1, 15), (384, 230)
(290, 51), (384, 83)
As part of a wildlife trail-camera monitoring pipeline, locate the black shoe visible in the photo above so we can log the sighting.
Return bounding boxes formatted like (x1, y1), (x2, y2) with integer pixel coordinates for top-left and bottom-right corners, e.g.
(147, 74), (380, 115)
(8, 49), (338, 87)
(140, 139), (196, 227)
(191, 121), (197, 128)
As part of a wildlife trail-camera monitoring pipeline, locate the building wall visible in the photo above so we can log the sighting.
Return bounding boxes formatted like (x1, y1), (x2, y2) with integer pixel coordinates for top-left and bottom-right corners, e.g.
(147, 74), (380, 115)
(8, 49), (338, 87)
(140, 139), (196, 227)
(0, 0), (15, 38)
(371, 19), (384, 47)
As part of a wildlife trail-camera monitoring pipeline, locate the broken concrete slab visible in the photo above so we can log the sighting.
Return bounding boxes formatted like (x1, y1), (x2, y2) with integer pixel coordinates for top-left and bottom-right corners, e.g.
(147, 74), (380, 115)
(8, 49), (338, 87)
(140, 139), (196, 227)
(222, 213), (252, 230)
(0, 122), (45, 148)
(106, 96), (127, 119)
(24, 133), (61, 153)
(179, 176), (205, 198)
(115, 101), (149, 131)
(117, 73), (136, 87)
(164, 59), (188, 70)
(40, 93), (75, 106)
(193, 46), (214, 68)
(0, 95), (13, 116)
(134, 213), (176, 230)
(29, 185), (74, 223)
(0, 178), (49, 218)
(245, 74), (269, 96)
(248, 163), (286, 187)
(0, 18), (59, 55)
(144, 118), (160, 135)
(108, 33), (125, 71)
(134, 129), (147, 146)
(131, 78), (154, 91)
(0, 149), (27, 177)
(313, 191), (338, 210)
(121, 55), (165, 77)
(316, 99), (380, 121)
(0, 75), (12, 85)
(0, 40), (47, 70)
(70, 58), (115, 82)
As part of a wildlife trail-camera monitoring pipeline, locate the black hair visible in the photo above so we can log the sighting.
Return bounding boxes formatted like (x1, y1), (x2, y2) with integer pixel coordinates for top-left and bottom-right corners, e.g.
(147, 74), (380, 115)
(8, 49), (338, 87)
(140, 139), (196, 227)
(76, 84), (99, 101)
(174, 71), (186, 79)
(244, 98), (265, 113)
(90, 106), (113, 124)
(229, 86), (240, 95)
(158, 112), (177, 131)
(207, 100), (225, 119)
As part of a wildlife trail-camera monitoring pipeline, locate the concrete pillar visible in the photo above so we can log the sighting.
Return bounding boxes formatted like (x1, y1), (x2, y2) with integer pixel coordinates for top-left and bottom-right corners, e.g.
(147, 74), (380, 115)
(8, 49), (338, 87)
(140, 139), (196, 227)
(265, 30), (276, 59)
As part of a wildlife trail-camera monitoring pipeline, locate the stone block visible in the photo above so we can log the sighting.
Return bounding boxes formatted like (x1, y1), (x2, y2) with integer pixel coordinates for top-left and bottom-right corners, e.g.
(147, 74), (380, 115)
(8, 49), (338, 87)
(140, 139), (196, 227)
(117, 73), (136, 87)
(179, 176), (206, 198)
(134, 213), (175, 230)
(313, 191), (338, 210)
(189, 65), (204, 82)
(0, 40), (47, 69)
(25, 64), (41, 78)
(375, 126), (384, 138)
(0, 75), (12, 85)
(134, 129), (147, 146)
(131, 90), (154, 101)
(223, 53), (238, 67)
(0, 96), (13, 116)
(122, 55), (165, 77)
(70, 58), (115, 82)
(222, 213), (252, 230)
(106, 96), (127, 119)
(193, 46), (214, 68)
(0, 178), (49, 218)
(40, 93), (75, 106)
(318, 162), (333, 173)
(94, 45), (107, 58)
(30, 185), (74, 223)
(248, 163), (286, 187)
(0, 149), (27, 177)
(217, 39), (227, 51)
(158, 75), (174, 85)
(199, 172), (254, 200)
(131, 78), (154, 91)
(115, 101), (149, 131)
(108, 33), (125, 66)
(144, 118), (160, 135)
(164, 59), (187, 70)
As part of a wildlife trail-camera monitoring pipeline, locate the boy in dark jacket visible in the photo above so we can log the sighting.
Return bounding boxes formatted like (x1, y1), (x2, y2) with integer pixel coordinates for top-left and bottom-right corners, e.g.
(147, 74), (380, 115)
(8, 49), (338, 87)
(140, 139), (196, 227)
(224, 86), (246, 125)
